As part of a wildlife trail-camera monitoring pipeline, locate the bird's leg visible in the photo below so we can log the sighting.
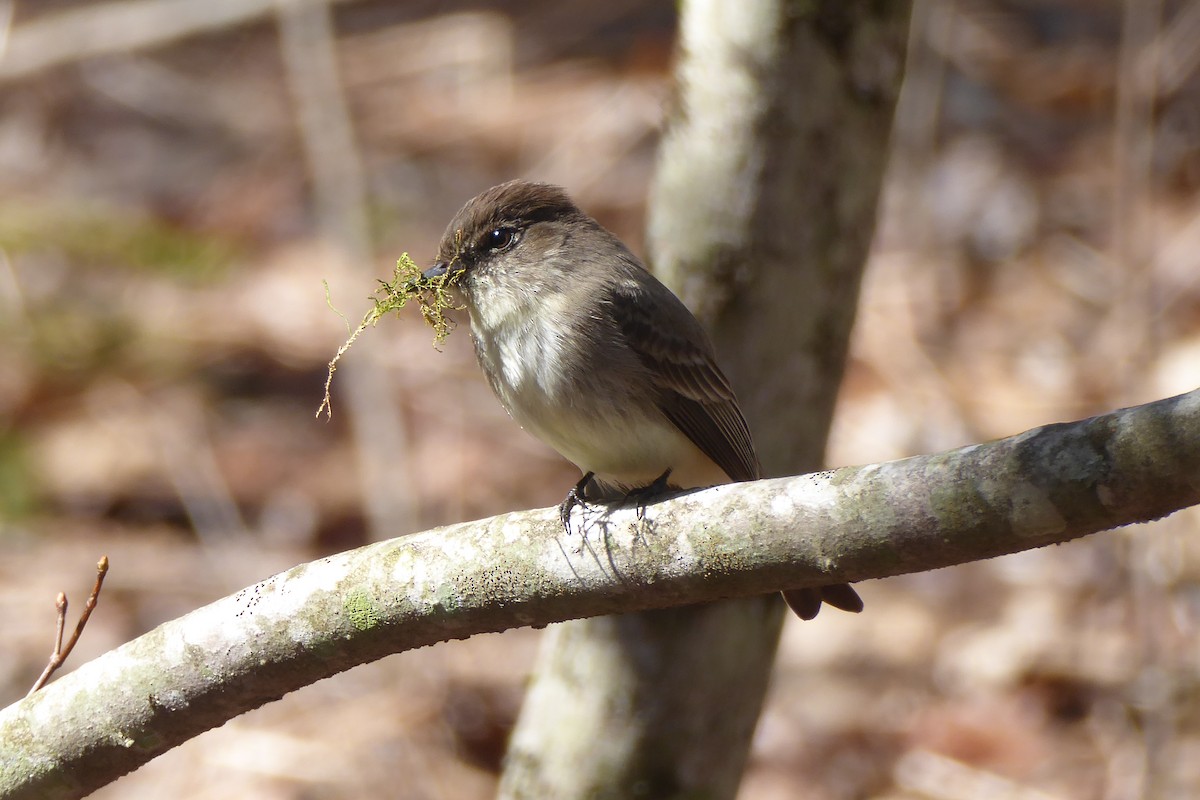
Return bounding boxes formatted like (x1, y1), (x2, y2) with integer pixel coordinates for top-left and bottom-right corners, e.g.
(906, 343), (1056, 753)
(559, 471), (595, 532)
(623, 468), (674, 519)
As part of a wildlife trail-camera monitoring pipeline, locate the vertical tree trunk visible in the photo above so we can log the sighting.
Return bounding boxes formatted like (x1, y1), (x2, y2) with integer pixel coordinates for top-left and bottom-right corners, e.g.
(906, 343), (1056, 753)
(498, 2), (909, 798)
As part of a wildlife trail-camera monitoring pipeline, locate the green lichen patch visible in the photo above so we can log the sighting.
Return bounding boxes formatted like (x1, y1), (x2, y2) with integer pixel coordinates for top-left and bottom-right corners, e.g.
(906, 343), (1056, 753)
(343, 590), (383, 631)
(317, 253), (463, 419)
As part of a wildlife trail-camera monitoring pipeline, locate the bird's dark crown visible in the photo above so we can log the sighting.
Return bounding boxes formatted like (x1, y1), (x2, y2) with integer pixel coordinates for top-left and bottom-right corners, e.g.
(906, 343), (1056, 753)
(435, 180), (585, 267)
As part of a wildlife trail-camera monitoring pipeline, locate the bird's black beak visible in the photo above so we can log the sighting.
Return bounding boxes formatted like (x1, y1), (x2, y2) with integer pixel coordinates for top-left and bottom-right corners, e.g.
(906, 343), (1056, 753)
(422, 261), (450, 280)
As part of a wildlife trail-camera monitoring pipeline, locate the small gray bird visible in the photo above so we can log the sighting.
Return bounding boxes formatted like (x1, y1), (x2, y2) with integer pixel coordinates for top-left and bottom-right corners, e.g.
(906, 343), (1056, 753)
(424, 180), (861, 620)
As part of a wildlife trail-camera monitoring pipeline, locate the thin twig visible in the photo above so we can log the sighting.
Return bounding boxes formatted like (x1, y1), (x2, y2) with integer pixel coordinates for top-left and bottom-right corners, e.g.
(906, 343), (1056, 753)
(27, 556), (110, 696)
(52, 592), (67, 658)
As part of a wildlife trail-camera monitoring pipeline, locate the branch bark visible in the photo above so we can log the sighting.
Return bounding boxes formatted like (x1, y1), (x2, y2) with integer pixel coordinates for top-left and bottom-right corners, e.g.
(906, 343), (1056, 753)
(2, 388), (1197, 799)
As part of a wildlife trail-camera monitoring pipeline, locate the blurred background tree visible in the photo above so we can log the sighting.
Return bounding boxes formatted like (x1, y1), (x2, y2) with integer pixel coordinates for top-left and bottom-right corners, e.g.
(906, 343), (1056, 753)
(500, 2), (905, 798)
(1, 1), (1198, 798)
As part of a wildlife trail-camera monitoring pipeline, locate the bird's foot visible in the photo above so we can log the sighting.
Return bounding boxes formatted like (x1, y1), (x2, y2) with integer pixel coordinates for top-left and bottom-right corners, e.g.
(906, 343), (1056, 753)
(559, 471), (595, 532)
(622, 468), (674, 519)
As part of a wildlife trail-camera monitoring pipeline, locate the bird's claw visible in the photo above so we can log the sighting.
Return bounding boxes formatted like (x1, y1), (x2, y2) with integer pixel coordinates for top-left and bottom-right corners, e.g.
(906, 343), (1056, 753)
(559, 471), (595, 532)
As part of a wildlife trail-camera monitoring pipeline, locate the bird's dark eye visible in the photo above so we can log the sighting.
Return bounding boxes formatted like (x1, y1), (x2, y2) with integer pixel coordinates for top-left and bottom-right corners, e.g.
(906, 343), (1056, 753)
(485, 227), (518, 252)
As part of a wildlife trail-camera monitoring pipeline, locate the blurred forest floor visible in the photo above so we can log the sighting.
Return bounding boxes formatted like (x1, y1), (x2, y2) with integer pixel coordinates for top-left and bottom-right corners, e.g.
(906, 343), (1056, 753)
(2, 1), (1200, 798)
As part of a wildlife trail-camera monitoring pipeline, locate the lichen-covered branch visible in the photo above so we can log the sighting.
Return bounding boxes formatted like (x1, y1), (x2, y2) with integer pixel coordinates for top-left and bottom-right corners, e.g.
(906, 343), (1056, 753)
(1, 388), (1198, 799)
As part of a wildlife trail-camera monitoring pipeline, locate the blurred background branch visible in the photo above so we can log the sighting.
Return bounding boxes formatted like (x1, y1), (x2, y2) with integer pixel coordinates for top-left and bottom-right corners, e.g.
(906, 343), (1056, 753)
(0, 0), (361, 82)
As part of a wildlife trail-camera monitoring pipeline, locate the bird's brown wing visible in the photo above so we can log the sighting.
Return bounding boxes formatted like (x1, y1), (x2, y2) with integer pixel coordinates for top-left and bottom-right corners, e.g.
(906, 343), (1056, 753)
(605, 267), (864, 621)
(605, 276), (761, 483)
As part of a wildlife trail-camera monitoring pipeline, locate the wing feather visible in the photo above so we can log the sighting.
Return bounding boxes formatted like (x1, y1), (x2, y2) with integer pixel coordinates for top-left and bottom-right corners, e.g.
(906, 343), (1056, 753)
(605, 275), (760, 483)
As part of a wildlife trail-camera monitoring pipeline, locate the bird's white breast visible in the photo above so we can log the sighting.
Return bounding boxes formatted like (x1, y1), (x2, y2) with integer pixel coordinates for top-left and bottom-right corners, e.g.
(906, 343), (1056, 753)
(467, 280), (724, 490)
